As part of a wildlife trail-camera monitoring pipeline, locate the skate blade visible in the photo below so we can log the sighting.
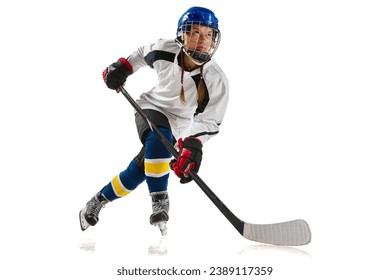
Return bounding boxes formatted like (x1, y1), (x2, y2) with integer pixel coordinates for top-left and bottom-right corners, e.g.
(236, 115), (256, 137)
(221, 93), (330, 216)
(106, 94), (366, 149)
(157, 222), (167, 236)
(79, 210), (90, 231)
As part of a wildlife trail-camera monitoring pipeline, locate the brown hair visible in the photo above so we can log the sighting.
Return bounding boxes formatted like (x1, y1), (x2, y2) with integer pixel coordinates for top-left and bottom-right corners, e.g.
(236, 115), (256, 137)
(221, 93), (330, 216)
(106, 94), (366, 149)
(179, 51), (205, 104)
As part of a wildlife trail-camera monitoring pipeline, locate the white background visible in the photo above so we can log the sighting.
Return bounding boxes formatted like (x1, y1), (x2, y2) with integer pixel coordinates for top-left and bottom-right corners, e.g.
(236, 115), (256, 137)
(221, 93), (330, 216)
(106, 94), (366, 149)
(1, 0), (389, 279)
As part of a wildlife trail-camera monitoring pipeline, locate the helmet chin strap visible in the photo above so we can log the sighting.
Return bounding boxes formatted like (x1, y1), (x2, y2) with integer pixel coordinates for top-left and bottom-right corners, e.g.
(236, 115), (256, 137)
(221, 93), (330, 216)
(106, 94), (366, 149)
(176, 39), (208, 68)
(186, 50), (210, 65)
(184, 51), (207, 66)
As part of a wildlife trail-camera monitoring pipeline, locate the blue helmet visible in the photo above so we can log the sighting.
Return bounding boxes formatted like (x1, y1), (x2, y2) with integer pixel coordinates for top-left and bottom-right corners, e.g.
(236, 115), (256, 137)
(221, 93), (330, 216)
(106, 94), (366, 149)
(176, 7), (221, 63)
(177, 6), (219, 34)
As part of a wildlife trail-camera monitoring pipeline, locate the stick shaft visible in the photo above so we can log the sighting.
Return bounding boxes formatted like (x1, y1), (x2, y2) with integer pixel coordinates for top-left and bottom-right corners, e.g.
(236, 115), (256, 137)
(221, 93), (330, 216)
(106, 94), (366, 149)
(118, 86), (245, 234)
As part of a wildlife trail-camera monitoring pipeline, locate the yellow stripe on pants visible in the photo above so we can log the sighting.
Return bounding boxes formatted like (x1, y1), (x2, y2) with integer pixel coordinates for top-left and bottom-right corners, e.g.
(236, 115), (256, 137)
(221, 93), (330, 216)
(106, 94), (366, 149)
(111, 174), (131, 197)
(144, 158), (170, 178)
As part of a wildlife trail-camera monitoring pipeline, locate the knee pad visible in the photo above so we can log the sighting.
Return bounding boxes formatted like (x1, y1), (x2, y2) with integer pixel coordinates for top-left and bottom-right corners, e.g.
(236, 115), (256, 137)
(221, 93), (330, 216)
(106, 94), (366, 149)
(144, 128), (172, 192)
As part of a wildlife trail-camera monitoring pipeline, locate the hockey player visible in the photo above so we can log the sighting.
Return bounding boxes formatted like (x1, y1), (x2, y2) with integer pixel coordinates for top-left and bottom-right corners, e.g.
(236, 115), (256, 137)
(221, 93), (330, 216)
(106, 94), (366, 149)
(79, 6), (229, 235)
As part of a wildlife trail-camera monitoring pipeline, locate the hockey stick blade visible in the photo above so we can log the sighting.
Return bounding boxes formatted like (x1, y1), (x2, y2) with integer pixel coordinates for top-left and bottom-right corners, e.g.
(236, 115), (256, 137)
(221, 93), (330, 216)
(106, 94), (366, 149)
(243, 219), (311, 246)
(188, 167), (312, 246)
(192, 171), (312, 246)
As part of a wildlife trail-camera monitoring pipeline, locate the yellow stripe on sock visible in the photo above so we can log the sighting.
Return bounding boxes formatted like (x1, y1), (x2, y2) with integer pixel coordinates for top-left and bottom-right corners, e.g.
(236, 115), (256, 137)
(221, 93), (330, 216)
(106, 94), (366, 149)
(144, 158), (170, 178)
(111, 175), (131, 197)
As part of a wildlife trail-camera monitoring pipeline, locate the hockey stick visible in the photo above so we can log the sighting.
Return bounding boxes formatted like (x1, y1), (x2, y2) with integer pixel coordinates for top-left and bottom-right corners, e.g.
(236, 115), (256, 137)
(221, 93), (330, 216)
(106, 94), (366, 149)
(118, 85), (311, 246)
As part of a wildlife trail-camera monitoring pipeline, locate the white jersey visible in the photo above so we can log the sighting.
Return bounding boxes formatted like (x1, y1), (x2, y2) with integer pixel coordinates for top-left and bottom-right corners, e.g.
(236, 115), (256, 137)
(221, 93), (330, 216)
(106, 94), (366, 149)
(126, 38), (229, 144)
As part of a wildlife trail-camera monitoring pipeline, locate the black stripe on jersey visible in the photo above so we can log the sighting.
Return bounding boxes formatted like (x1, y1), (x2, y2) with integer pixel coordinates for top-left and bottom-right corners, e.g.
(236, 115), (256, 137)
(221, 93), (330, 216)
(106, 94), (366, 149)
(144, 50), (176, 68)
(190, 74), (220, 139)
(191, 74), (210, 115)
(190, 130), (219, 138)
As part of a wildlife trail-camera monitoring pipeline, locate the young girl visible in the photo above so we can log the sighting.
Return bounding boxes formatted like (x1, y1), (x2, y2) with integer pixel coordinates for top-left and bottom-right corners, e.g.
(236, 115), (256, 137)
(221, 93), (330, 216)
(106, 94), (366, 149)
(79, 6), (229, 235)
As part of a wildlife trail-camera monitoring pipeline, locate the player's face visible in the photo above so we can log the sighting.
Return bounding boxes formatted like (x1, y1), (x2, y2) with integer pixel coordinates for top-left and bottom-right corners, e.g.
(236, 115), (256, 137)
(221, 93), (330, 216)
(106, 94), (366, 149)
(184, 25), (214, 53)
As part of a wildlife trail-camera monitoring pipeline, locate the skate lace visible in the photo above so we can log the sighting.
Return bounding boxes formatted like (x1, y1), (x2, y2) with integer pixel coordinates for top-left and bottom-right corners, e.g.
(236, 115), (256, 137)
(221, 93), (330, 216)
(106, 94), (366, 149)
(153, 198), (169, 213)
(87, 196), (106, 217)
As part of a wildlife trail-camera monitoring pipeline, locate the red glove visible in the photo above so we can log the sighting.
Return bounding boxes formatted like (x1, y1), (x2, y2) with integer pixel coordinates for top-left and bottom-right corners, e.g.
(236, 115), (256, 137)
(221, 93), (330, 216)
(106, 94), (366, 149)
(171, 137), (203, 184)
(102, 57), (133, 91)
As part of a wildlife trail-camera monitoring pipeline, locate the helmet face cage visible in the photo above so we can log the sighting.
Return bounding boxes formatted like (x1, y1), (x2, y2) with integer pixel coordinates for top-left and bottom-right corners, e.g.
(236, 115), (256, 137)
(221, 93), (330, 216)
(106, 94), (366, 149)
(176, 7), (221, 64)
